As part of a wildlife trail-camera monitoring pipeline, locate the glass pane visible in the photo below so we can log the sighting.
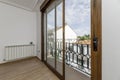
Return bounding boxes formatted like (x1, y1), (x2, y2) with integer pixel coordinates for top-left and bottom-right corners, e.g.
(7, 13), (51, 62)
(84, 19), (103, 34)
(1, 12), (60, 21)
(56, 1), (63, 75)
(65, 0), (91, 80)
(47, 8), (55, 68)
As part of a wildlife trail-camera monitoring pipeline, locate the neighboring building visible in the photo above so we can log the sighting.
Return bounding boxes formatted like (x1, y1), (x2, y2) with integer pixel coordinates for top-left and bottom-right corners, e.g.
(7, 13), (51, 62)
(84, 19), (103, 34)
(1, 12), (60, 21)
(47, 24), (77, 43)
(56, 24), (77, 42)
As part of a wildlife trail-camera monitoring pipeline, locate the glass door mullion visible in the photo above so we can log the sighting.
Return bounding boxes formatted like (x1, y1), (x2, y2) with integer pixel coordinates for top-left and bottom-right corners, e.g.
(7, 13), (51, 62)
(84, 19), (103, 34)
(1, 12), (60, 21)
(55, 3), (57, 69)
(62, 0), (65, 79)
(46, 12), (48, 62)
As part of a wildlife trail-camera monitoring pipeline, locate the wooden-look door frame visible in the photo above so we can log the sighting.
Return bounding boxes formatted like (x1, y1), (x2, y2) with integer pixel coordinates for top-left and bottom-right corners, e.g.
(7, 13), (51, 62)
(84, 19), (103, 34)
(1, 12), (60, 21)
(41, 1), (64, 80)
(40, 0), (102, 80)
(91, 0), (102, 80)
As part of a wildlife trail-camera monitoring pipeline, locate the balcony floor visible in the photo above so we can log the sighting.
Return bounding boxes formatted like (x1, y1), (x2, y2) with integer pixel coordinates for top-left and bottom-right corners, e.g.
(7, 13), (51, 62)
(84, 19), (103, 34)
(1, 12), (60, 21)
(0, 57), (59, 80)
(47, 57), (90, 80)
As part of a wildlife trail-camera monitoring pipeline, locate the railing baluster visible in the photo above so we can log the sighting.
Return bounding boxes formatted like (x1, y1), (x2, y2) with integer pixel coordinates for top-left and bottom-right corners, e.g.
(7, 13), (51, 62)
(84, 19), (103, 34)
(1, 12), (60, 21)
(76, 44), (78, 53)
(69, 42), (70, 64)
(66, 42), (67, 50)
(65, 42), (67, 61)
(87, 45), (89, 69)
(81, 44), (84, 68)
(72, 43), (74, 62)
(76, 44), (78, 64)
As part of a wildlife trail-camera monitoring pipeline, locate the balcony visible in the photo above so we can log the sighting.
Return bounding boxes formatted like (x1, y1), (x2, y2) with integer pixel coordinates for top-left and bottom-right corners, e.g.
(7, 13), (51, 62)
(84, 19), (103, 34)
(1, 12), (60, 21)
(47, 39), (91, 80)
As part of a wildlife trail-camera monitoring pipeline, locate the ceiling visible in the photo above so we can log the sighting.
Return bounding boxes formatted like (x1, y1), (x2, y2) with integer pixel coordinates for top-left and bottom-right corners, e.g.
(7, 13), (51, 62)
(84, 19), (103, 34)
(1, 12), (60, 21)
(0, 0), (45, 11)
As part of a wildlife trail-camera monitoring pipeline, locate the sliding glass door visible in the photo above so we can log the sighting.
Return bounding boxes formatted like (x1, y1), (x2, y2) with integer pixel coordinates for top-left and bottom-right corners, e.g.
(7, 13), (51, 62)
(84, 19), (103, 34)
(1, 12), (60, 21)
(42, 0), (102, 80)
(46, 5), (55, 68)
(56, 2), (63, 75)
(44, 0), (91, 79)
(44, 0), (63, 77)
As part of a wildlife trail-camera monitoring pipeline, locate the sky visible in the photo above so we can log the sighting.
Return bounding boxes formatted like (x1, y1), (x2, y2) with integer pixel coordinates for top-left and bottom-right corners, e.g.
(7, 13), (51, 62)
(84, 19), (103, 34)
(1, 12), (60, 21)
(47, 0), (90, 36)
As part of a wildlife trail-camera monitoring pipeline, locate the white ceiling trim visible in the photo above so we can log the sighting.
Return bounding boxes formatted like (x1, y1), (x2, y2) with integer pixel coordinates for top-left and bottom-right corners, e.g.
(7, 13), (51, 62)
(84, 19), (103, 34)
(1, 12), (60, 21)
(0, 0), (38, 11)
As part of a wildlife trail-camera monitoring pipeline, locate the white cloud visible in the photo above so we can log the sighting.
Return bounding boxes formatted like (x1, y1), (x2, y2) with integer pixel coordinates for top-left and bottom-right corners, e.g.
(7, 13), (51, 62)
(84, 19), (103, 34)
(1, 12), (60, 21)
(47, 0), (91, 36)
(74, 27), (90, 36)
(65, 0), (90, 36)
(65, 0), (90, 23)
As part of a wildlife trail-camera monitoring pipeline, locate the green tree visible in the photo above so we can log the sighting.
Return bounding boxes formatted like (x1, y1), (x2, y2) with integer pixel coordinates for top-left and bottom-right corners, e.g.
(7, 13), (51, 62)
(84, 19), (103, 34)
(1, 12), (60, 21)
(77, 34), (90, 41)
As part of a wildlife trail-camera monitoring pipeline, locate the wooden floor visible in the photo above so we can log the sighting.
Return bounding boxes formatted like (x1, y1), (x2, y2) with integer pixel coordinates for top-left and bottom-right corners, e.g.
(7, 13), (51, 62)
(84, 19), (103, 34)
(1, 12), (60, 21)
(0, 57), (59, 80)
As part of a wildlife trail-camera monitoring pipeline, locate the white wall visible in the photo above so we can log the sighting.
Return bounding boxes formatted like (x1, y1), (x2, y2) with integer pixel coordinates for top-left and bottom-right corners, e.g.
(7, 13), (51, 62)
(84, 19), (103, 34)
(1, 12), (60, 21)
(0, 2), (37, 63)
(36, 11), (41, 59)
(102, 0), (120, 80)
(34, 0), (44, 60)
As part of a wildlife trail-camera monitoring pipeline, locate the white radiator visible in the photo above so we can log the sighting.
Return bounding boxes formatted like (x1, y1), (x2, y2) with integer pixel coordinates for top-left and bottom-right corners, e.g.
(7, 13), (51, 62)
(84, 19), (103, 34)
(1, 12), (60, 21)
(4, 44), (35, 61)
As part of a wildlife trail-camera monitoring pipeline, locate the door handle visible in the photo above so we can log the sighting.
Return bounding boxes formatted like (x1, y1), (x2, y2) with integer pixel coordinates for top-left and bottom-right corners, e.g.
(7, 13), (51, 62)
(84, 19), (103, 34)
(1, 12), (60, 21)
(93, 37), (98, 51)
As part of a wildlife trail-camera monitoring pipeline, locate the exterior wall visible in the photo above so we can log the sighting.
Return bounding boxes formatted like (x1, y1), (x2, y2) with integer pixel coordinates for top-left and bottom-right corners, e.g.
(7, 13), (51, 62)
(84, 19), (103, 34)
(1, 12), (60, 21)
(0, 2), (37, 63)
(57, 25), (77, 42)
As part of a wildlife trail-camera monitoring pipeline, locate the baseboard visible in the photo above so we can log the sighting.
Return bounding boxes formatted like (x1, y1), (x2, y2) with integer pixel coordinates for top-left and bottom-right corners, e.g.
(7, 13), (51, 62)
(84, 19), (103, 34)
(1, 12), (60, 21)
(36, 56), (41, 60)
(0, 61), (7, 64)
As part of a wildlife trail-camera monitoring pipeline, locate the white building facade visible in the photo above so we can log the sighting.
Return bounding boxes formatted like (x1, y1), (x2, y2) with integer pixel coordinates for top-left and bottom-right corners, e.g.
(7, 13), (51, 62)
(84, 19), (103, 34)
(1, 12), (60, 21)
(56, 25), (77, 42)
